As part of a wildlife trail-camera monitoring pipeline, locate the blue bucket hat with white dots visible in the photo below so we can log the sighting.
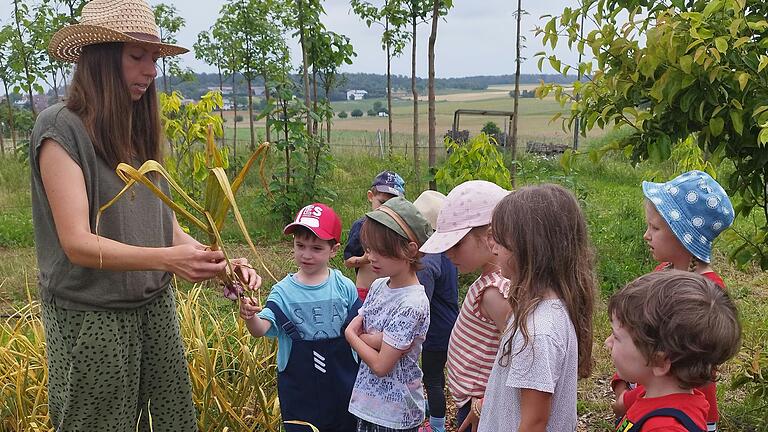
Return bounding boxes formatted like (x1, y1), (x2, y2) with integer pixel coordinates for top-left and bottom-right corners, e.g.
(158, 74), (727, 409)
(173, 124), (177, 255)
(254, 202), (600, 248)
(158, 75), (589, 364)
(642, 170), (734, 263)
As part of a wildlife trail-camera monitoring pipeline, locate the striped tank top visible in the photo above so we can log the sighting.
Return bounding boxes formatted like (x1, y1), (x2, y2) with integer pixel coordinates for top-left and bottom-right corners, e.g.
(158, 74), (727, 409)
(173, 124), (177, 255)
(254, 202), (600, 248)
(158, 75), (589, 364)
(446, 270), (510, 406)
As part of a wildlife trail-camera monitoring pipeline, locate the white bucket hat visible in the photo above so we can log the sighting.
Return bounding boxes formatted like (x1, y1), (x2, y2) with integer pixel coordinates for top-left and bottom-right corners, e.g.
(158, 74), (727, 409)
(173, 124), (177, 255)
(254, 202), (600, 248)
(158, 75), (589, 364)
(48, 0), (188, 63)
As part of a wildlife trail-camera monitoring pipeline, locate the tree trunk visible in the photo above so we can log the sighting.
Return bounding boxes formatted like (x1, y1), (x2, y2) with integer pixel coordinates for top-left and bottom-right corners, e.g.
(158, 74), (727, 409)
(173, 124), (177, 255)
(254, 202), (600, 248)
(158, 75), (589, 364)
(217, 64), (224, 124)
(283, 99), (290, 195)
(247, 76), (255, 152)
(13, 0), (37, 118)
(61, 65), (69, 97)
(162, 58), (169, 93)
(263, 73), (272, 144)
(325, 80), (332, 145)
(312, 64), (319, 136)
(511, 0), (522, 188)
(428, 0), (439, 190)
(51, 69), (60, 100)
(411, 12), (419, 188)
(573, 11), (585, 150)
(297, 0), (312, 135)
(386, 16), (393, 157)
(232, 72), (238, 161)
(3, 80), (16, 150)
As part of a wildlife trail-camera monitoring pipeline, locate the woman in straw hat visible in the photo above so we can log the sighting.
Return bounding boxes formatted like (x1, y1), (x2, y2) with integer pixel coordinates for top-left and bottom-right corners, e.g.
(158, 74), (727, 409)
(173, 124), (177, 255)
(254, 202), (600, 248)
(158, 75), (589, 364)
(29, 0), (261, 430)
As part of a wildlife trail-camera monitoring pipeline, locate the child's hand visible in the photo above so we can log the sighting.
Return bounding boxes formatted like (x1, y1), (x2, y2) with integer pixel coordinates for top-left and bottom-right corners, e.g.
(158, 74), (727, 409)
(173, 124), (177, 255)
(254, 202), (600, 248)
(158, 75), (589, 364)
(611, 389), (627, 417)
(239, 296), (262, 321)
(458, 397), (483, 432)
(360, 330), (383, 351)
(231, 257), (263, 291)
(345, 315), (364, 339)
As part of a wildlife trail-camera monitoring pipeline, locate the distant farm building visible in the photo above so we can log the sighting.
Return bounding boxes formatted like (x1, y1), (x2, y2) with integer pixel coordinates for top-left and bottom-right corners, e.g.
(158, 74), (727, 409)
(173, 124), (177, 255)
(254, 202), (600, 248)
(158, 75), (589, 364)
(208, 86), (265, 97)
(346, 90), (368, 100)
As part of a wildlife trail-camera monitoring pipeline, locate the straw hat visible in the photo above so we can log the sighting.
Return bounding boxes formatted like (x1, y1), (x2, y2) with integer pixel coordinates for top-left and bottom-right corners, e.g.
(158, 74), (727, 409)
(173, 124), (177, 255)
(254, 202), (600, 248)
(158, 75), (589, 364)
(49, 0), (188, 63)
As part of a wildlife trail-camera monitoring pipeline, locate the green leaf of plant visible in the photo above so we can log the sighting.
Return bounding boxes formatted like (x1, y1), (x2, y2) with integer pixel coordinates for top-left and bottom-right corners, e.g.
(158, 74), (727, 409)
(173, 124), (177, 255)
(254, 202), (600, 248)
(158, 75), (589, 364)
(709, 117), (724, 137)
(738, 73), (749, 91)
(730, 110), (743, 135)
(759, 55), (768, 73)
(549, 57), (562, 73)
(679, 55), (693, 74)
(714, 37), (728, 54)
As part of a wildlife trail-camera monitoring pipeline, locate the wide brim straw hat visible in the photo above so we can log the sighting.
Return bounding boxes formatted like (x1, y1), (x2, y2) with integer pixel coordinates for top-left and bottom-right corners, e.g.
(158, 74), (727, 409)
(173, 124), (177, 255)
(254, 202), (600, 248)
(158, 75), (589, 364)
(49, 0), (188, 63)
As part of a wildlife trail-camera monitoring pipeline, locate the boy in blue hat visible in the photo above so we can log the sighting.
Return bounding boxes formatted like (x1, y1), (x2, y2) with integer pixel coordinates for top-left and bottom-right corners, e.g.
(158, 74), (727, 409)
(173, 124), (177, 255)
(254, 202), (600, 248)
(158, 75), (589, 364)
(611, 170), (735, 431)
(344, 170), (406, 300)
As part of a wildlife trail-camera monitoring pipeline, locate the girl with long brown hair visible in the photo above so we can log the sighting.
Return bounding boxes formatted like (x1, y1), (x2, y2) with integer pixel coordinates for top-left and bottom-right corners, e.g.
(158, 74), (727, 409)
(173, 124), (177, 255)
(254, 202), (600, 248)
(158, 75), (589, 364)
(477, 183), (596, 432)
(30, 1), (260, 430)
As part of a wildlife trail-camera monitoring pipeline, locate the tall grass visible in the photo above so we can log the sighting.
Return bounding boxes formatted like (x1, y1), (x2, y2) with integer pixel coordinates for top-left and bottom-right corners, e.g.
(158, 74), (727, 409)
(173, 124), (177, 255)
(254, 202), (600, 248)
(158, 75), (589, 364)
(0, 156), (33, 248)
(0, 283), (282, 432)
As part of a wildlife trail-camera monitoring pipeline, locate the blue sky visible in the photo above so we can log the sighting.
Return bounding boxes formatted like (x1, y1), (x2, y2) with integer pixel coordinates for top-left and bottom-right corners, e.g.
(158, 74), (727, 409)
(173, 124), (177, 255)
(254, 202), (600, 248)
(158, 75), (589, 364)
(1, 0), (591, 78)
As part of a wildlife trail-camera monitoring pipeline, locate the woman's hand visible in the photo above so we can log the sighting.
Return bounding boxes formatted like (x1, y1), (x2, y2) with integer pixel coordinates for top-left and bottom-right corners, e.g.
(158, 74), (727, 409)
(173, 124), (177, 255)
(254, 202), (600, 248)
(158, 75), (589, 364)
(163, 243), (227, 282)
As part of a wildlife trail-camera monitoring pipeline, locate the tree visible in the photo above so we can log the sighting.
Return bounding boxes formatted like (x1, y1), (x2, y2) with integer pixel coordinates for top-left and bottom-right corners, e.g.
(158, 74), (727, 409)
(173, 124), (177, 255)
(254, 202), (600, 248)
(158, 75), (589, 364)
(291, 0), (325, 135)
(338, 111), (348, 118)
(10, 0), (45, 117)
(212, 14), (241, 159)
(309, 30), (355, 144)
(481, 121), (501, 136)
(510, 0), (528, 187)
(218, 0), (286, 151)
(402, 0), (432, 187)
(352, 0), (410, 155)
(152, 3), (185, 93)
(427, 0), (453, 189)
(537, 0), (768, 268)
(194, 30), (225, 123)
(351, 109), (363, 117)
(0, 25), (18, 153)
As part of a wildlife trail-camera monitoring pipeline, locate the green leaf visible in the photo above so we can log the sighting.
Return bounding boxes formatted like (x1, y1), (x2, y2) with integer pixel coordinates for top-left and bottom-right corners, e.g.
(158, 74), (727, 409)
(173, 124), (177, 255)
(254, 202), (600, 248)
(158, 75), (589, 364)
(752, 105), (768, 119)
(758, 127), (768, 146)
(549, 57), (562, 73)
(714, 37), (728, 53)
(679, 55), (693, 74)
(738, 73), (749, 91)
(702, 0), (723, 18)
(730, 110), (743, 135)
(733, 36), (750, 49)
(759, 56), (768, 73)
(709, 117), (724, 136)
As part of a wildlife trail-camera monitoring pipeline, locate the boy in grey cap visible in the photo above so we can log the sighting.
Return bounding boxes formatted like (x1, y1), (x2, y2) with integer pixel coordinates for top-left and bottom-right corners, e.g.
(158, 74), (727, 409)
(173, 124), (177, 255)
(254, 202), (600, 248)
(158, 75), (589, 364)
(344, 171), (406, 300)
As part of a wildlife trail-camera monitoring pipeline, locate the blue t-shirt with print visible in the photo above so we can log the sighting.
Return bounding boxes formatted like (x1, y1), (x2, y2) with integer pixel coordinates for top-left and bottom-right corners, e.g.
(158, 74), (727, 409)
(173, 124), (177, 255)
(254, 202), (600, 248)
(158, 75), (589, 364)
(258, 268), (358, 372)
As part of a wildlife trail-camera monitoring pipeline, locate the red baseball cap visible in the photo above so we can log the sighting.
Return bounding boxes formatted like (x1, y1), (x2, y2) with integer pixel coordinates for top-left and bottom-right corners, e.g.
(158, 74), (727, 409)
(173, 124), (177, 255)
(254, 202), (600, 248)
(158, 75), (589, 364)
(283, 203), (342, 243)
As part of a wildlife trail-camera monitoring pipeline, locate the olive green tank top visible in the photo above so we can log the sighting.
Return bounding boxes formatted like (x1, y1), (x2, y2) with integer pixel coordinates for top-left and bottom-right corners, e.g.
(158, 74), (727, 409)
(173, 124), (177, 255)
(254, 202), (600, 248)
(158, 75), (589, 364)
(30, 103), (174, 310)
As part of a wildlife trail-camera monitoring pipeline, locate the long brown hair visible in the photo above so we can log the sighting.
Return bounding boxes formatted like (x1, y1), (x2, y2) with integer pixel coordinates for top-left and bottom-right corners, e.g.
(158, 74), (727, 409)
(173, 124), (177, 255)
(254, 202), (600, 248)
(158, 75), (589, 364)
(66, 42), (162, 167)
(491, 183), (596, 378)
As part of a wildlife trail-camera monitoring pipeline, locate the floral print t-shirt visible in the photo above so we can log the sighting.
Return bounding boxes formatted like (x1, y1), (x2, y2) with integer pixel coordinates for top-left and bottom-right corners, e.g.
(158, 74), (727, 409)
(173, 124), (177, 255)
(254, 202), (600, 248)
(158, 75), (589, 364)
(348, 277), (430, 429)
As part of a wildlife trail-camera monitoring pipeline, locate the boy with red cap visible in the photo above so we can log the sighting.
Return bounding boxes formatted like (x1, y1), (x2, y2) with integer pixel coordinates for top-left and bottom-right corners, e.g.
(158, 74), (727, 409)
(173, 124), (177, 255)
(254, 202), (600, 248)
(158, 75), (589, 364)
(239, 203), (361, 431)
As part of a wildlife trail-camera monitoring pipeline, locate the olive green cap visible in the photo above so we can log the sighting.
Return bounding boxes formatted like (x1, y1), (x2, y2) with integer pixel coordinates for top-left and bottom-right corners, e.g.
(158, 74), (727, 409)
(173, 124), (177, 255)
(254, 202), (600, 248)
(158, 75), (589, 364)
(366, 196), (433, 246)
